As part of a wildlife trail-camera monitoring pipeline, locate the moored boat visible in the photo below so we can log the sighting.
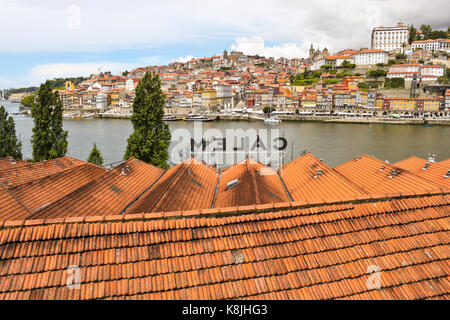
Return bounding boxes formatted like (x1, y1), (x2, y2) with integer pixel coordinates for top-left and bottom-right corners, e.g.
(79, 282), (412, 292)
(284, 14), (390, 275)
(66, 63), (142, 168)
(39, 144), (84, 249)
(264, 116), (282, 124)
(184, 115), (213, 122)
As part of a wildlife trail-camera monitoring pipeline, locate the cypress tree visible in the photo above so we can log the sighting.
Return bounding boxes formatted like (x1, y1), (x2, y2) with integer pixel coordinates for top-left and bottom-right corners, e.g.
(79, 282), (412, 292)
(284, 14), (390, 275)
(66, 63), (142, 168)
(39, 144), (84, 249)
(87, 143), (104, 166)
(31, 81), (68, 162)
(0, 105), (22, 159)
(124, 72), (171, 169)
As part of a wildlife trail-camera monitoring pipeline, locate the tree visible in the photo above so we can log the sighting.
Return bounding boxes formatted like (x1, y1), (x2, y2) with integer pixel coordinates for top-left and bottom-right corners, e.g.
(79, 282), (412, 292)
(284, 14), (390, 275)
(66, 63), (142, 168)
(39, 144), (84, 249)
(124, 72), (171, 169)
(429, 30), (447, 40)
(87, 143), (103, 166)
(341, 60), (351, 69)
(263, 106), (275, 114)
(20, 94), (36, 109)
(0, 106), (22, 159)
(31, 81), (68, 162)
(420, 24), (432, 39)
(367, 69), (387, 79)
(409, 25), (417, 44)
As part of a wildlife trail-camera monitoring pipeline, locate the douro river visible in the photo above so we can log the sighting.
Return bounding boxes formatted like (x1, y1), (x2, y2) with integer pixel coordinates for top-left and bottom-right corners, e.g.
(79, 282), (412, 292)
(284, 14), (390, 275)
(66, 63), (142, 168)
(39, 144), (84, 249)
(3, 102), (449, 167)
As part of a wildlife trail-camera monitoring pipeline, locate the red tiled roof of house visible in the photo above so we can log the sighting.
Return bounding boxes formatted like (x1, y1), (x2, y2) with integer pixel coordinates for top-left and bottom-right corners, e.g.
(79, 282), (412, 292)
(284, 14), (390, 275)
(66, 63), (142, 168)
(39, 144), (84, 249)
(214, 158), (290, 208)
(280, 153), (367, 203)
(28, 158), (165, 219)
(0, 158), (30, 171)
(335, 154), (444, 198)
(440, 158), (450, 167)
(357, 49), (387, 54)
(0, 185), (30, 220)
(394, 156), (450, 189)
(0, 192), (448, 300)
(1, 163), (106, 221)
(0, 156), (85, 188)
(125, 159), (219, 214)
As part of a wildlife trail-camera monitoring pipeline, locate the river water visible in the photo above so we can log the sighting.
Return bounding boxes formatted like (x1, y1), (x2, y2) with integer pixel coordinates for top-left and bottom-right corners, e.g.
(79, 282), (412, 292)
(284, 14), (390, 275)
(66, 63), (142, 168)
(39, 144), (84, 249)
(2, 101), (449, 167)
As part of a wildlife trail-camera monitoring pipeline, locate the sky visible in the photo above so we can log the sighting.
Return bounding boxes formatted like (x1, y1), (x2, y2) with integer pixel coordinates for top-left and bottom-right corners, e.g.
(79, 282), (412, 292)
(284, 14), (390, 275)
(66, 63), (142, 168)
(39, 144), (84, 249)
(0, 0), (448, 89)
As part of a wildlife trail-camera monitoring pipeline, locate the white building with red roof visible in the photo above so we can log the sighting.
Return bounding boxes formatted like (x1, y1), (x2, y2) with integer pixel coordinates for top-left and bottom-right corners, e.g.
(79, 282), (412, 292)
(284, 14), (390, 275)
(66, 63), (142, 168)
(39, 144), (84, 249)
(354, 49), (389, 65)
(371, 21), (410, 52)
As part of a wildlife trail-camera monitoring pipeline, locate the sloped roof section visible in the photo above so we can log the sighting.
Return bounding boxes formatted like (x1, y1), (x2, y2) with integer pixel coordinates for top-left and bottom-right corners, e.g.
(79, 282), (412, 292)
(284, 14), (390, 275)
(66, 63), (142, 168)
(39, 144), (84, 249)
(0, 193), (448, 300)
(0, 156), (85, 188)
(335, 154), (444, 197)
(439, 158), (450, 168)
(0, 158), (30, 171)
(3, 163), (106, 220)
(281, 153), (367, 203)
(29, 158), (165, 219)
(214, 158), (289, 208)
(125, 158), (219, 214)
(394, 156), (450, 189)
(0, 185), (30, 221)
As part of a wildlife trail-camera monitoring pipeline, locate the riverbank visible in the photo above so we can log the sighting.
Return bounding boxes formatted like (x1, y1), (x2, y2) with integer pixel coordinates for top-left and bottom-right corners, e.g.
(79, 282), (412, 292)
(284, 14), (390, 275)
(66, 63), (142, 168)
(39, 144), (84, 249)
(60, 112), (450, 126)
(3, 101), (450, 166)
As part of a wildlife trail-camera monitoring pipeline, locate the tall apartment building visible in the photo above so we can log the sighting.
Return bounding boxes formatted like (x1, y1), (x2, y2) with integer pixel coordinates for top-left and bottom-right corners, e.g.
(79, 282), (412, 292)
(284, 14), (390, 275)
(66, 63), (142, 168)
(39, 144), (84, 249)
(371, 21), (410, 52)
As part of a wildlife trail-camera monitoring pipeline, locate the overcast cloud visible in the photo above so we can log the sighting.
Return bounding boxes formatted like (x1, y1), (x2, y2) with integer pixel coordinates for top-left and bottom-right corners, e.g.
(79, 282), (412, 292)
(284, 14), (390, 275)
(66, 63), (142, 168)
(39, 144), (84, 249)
(0, 0), (448, 87)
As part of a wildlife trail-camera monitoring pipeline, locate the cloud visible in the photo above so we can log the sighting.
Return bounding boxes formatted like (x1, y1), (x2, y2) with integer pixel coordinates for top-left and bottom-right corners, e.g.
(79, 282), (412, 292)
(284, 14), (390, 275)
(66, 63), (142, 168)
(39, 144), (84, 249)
(177, 55), (196, 63)
(231, 36), (312, 59)
(0, 0), (448, 54)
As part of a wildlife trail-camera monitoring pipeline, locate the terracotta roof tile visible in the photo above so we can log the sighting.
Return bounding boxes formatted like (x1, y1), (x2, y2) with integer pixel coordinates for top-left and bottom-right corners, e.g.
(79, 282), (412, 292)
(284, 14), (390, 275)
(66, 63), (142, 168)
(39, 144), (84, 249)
(394, 156), (450, 189)
(335, 155), (444, 197)
(0, 163), (106, 221)
(439, 158), (450, 168)
(0, 158), (30, 171)
(29, 158), (164, 219)
(281, 153), (367, 203)
(214, 159), (290, 208)
(0, 193), (448, 300)
(0, 185), (30, 220)
(125, 159), (219, 214)
(0, 156), (85, 188)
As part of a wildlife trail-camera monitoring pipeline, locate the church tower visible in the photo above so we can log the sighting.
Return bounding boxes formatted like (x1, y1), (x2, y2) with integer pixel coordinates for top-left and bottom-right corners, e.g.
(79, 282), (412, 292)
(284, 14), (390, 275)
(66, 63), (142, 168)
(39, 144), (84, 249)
(309, 44), (315, 63)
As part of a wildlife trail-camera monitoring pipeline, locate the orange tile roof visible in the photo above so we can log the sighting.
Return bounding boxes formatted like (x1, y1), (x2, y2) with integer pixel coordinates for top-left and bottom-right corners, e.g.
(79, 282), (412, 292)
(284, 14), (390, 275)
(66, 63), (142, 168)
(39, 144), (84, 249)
(0, 193), (448, 300)
(125, 159), (219, 214)
(0, 185), (30, 220)
(335, 154), (444, 198)
(0, 158), (30, 171)
(0, 157), (85, 188)
(439, 158), (450, 168)
(357, 49), (387, 54)
(214, 158), (289, 208)
(1, 163), (106, 221)
(394, 156), (450, 189)
(29, 158), (165, 219)
(281, 153), (367, 203)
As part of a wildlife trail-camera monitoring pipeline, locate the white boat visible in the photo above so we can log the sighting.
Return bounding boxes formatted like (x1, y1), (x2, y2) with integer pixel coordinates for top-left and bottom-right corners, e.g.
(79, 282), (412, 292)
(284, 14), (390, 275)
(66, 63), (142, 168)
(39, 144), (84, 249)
(264, 116), (282, 124)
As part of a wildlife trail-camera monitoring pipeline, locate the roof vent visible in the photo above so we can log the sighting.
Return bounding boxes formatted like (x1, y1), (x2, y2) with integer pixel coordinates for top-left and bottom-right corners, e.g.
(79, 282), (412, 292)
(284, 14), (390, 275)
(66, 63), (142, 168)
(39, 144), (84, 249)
(388, 169), (398, 178)
(121, 168), (127, 176)
(125, 165), (131, 172)
(192, 179), (202, 187)
(379, 165), (385, 172)
(227, 179), (239, 190)
(444, 170), (450, 178)
(423, 162), (430, 170)
(9, 157), (15, 165)
(310, 164), (315, 169)
(427, 154), (436, 163)
(313, 169), (323, 179)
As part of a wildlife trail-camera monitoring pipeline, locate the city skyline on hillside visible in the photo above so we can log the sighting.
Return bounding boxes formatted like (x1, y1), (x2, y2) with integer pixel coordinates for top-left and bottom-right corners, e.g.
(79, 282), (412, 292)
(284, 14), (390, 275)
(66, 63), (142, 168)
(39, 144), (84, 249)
(0, 0), (449, 89)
